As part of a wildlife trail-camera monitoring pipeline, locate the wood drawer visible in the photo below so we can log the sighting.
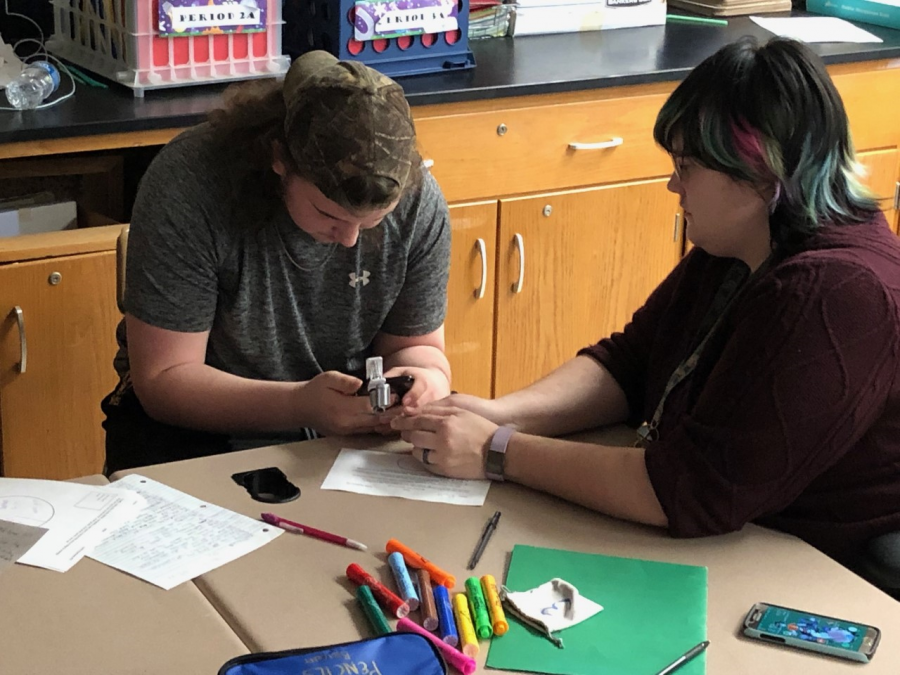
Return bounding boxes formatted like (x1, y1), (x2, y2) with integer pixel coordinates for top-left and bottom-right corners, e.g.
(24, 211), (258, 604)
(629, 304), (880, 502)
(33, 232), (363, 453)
(414, 92), (673, 202)
(833, 67), (900, 152)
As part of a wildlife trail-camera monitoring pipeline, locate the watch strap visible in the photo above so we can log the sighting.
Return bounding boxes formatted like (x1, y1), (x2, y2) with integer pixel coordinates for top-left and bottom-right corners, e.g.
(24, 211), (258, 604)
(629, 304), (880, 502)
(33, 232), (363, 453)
(485, 426), (515, 481)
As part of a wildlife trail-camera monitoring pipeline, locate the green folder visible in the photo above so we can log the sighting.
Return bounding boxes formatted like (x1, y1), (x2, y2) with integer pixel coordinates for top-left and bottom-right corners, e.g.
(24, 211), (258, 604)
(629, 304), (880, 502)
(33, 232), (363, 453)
(486, 545), (708, 675)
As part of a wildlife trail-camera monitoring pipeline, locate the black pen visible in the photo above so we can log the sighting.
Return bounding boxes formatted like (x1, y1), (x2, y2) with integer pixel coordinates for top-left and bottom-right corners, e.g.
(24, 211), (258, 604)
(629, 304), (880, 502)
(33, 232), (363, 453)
(654, 640), (709, 675)
(466, 510), (501, 570)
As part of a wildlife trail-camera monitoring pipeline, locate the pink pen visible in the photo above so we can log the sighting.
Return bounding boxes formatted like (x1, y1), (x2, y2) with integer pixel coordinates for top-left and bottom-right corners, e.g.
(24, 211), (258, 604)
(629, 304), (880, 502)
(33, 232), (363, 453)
(397, 617), (477, 675)
(261, 513), (367, 551)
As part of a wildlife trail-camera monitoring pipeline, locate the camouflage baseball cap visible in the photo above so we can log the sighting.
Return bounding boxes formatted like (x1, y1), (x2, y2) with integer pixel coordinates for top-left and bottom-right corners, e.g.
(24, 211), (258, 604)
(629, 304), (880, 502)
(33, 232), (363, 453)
(282, 51), (417, 205)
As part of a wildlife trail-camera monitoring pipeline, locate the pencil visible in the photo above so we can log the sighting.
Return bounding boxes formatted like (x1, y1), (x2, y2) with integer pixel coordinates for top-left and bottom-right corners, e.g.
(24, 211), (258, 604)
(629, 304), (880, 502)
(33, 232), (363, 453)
(667, 14), (729, 26)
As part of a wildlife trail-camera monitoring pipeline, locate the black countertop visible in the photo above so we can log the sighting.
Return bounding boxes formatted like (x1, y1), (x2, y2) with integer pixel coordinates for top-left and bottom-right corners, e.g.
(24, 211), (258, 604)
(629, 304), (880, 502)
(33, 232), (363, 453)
(2, 14), (900, 145)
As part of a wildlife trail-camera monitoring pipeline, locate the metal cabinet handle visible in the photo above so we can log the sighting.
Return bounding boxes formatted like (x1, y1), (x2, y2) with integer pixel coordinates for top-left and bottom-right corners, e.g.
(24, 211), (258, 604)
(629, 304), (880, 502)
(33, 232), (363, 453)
(568, 137), (624, 151)
(512, 233), (525, 294)
(13, 306), (26, 374)
(673, 213), (682, 242)
(474, 238), (487, 300)
(894, 181), (899, 211)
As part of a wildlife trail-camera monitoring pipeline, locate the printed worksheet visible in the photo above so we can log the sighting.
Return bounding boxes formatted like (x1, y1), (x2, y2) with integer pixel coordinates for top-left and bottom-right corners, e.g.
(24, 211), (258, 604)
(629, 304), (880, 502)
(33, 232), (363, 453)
(321, 448), (491, 506)
(0, 519), (47, 576)
(90, 475), (282, 590)
(0, 478), (146, 572)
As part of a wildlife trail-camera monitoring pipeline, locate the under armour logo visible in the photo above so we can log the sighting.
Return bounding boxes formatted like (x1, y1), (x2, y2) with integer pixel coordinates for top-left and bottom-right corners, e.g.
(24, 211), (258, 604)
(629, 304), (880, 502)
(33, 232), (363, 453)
(349, 270), (371, 288)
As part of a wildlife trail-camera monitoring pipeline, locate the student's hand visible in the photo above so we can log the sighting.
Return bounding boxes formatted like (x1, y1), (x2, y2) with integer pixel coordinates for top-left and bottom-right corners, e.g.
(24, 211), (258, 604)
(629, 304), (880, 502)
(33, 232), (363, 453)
(298, 371), (380, 436)
(390, 406), (498, 479)
(374, 366), (452, 433)
(428, 393), (511, 426)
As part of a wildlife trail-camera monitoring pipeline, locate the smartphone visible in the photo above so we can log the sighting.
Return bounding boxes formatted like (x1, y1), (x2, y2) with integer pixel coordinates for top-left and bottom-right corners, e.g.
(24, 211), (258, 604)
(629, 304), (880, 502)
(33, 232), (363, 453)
(742, 602), (880, 663)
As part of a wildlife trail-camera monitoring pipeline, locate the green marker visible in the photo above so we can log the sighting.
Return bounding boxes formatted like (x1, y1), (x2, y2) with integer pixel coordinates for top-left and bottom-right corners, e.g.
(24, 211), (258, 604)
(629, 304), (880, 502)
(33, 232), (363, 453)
(465, 576), (493, 640)
(357, 584), (392, 636)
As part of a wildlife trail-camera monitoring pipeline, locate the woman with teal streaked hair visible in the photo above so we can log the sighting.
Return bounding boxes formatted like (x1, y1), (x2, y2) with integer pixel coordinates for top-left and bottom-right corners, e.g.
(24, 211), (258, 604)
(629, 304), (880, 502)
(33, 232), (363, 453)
(393, 37), (900, 582)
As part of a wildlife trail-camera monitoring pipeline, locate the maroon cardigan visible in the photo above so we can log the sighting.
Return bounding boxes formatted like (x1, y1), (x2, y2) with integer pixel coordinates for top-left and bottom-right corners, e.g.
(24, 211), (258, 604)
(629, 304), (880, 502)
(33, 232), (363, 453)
(581, 214), (900, 566)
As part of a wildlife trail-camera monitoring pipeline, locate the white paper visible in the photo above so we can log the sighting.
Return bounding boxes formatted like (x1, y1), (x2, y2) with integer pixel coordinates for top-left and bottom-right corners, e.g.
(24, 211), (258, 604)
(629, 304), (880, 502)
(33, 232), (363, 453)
(0, 478), (146, 572)
(321, 448), (491, 506)
(0, 518), (47, 575)
(750, 16), (883, 43)
(90, 475), (282, 590)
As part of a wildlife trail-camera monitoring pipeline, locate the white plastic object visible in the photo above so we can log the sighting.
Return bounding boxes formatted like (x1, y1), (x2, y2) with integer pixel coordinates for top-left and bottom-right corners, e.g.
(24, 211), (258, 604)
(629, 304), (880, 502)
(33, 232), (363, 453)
(5, 62), (60, 110)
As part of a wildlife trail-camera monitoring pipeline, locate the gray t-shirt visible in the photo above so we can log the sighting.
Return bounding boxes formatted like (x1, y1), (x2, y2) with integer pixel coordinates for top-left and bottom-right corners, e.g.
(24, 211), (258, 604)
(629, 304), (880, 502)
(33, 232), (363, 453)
(114, 125), (451, 385)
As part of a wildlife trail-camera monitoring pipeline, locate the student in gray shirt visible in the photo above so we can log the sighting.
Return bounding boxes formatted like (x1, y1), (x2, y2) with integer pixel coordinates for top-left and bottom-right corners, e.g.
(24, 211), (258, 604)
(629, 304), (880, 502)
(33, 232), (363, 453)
(102, 51), (452, 473)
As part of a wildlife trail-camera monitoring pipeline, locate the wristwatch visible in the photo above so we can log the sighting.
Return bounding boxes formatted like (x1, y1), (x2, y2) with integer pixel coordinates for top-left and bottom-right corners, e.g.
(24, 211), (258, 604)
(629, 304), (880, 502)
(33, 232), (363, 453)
(485, 426), (515, 482)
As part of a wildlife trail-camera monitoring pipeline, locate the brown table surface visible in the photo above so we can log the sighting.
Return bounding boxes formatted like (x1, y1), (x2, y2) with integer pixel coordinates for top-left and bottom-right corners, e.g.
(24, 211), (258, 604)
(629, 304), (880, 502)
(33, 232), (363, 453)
(114, 432), (900, 673)
(0, 474), (249, 675)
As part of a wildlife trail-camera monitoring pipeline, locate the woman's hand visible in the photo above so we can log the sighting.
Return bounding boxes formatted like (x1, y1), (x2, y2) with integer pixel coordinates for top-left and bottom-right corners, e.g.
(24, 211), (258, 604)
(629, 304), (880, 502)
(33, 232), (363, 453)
(390, 406), (499, 479)
(426, 393), (511, 426)
(374, 366), (453, 433)
(297, 371), (380, 436)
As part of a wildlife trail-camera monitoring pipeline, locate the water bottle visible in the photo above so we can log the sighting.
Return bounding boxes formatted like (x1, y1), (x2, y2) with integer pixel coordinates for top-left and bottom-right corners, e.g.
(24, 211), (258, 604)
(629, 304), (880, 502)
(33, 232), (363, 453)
(5, 61), (60, 110)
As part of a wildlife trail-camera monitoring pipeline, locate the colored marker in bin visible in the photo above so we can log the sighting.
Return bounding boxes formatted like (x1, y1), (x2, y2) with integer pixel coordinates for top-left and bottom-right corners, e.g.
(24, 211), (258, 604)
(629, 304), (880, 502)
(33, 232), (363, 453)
(347, 563), (409, 618)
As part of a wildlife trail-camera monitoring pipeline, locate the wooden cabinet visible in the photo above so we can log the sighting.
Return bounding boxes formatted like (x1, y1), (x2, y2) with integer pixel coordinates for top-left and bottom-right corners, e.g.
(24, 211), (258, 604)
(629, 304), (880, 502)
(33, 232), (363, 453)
(494, 179), (681, 395)
(857, 148), (900, 233)
(0, 227), (121, 479)
(424, 61), (900, 399)
(445, 201), (498, 398)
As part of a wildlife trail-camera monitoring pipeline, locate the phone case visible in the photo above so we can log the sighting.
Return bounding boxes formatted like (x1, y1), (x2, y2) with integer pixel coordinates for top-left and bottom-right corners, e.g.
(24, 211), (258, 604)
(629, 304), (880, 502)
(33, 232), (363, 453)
(742, 603), (880, 664)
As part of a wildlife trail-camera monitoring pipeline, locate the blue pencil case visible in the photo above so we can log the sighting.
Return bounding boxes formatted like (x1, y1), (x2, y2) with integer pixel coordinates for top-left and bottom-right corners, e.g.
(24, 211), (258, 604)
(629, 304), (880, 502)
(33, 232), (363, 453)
(219, 633), (447, 675)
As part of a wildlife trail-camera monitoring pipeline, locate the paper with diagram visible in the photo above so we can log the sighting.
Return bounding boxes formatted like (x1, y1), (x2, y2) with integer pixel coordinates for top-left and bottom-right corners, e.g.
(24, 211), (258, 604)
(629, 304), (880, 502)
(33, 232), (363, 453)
(90, 475), (282, 590)
(0, 478), (146, 572)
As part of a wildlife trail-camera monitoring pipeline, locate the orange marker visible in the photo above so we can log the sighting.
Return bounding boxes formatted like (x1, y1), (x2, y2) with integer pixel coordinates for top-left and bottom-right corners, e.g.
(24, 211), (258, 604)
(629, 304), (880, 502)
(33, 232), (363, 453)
(480, 574), (509, 635)
(386, 539), (456, 589)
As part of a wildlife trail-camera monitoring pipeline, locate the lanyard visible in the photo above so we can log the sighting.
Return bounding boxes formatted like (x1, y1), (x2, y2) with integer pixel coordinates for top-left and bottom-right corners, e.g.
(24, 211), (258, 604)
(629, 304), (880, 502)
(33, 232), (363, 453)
(635, 257), (770, 447)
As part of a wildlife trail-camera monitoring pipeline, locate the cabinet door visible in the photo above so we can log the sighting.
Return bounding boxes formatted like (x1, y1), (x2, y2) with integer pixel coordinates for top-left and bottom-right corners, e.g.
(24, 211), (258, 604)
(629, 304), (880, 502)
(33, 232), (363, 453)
(445, 201), (498, 398)
(0, 252), (119, 479)
(494, 179), (680, 396)
(857, 148), (900, 234)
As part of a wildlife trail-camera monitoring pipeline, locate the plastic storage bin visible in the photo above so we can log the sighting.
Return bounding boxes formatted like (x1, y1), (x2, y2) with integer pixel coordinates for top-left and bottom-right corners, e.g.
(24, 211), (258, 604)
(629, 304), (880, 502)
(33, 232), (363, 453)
(47, 0), (290, 97)
(283, 0), (475, 78)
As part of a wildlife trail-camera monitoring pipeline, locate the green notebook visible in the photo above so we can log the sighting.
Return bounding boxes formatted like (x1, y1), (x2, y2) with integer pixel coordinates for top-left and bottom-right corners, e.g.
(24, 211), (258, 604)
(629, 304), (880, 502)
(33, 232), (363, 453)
(486, 545), (708, 675)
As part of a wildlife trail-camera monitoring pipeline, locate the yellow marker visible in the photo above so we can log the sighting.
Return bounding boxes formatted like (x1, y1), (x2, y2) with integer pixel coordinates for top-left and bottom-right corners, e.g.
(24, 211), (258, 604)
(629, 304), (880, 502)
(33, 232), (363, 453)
(480, 574), (509, 636)
(452, 592), (480, 657)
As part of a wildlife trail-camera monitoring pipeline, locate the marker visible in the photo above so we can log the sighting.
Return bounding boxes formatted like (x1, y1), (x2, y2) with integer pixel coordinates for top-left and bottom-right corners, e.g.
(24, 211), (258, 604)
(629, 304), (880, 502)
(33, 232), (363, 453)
(356, 585), (392, 636)
(433, 584), (459, 646)
(397, 617), (477, 675)
(388, 551), (420, 611)
(346, 563), (409, 619)
(480, 574), (509, 636)
(386, 539), (456, 588)
(417, 567), (439, 631)
(465, 576), (493, 640)
(453, 592), (480, 657)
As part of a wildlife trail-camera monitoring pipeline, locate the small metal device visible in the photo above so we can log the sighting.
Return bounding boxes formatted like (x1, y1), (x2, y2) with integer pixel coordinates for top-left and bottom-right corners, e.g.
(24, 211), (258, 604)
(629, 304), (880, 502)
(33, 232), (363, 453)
(365, 357), (392, 413)
(356, 357), (415, 413)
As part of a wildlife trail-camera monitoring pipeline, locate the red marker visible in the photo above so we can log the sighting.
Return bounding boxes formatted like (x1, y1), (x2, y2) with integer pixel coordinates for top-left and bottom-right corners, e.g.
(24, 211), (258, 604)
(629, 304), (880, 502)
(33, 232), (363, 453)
(347, 563), (410, 618)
